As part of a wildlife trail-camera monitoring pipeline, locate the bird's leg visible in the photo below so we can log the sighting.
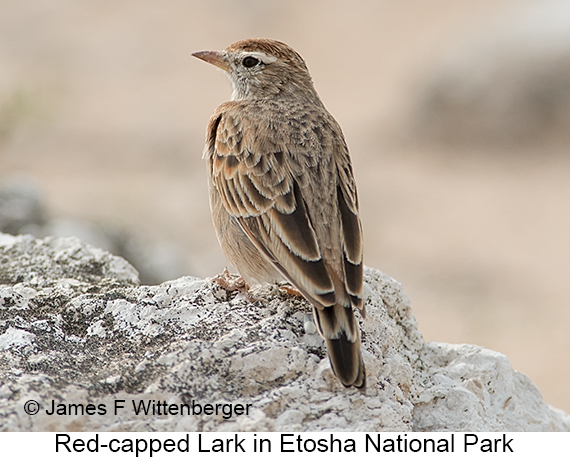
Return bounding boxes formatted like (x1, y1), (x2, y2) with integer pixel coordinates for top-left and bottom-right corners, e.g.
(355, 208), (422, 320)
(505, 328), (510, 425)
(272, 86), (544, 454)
(212, 268), (273, 304)
(211, 268), (248, 292)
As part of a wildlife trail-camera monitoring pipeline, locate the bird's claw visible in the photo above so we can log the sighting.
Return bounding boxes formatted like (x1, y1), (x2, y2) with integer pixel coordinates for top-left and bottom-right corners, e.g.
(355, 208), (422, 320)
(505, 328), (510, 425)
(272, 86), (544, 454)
(211, 268), (248, 292)
(279, 284), (303, 297)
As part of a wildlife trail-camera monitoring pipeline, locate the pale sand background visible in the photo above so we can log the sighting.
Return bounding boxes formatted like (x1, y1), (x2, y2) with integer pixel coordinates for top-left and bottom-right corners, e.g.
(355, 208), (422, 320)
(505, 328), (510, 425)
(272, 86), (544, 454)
(1, 1), (569, 412)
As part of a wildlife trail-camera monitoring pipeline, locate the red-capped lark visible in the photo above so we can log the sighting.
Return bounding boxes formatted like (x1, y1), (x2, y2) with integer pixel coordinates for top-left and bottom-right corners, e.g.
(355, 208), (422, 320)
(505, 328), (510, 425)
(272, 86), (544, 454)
(193, 38), (366, 388)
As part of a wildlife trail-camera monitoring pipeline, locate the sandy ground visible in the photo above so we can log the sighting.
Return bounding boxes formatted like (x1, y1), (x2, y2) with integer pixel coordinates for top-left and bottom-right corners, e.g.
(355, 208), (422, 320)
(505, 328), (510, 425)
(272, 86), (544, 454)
(1, 0), (569, 413)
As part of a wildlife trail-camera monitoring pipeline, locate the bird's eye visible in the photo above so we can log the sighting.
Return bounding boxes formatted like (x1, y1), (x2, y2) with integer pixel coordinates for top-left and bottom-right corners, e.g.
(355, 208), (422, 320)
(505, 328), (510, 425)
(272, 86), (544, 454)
(242, 56), (260, 68)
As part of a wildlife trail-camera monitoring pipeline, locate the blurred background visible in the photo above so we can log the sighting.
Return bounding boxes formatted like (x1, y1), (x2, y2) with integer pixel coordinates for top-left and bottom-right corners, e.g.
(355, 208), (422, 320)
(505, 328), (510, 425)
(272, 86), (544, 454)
(1, 0), (569, 412)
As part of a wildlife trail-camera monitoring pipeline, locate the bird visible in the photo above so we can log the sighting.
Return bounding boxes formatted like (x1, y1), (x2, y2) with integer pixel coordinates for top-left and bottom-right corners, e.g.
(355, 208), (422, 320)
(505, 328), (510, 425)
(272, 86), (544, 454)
(193, 38), (365, 388)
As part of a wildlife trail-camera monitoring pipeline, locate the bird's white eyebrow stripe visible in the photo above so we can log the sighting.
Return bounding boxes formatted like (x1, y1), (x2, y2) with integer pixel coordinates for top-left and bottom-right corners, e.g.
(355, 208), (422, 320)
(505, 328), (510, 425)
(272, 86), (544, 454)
(241, 51), (277, 64)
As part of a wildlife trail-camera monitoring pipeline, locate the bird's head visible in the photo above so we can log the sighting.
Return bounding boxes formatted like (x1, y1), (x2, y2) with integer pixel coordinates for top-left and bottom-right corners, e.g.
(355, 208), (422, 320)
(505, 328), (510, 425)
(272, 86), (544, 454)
(193, 38), (318, 102)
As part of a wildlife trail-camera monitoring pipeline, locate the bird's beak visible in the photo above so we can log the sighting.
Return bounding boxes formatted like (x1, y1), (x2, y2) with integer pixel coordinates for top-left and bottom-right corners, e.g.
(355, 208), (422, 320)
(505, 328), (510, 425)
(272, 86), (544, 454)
(192, 50), (230, 72)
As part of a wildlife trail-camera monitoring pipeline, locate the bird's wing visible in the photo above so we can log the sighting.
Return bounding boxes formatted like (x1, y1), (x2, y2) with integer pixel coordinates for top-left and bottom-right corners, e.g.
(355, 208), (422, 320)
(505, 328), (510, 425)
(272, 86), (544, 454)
(330, 131), (364, 310)
(207, 103), (363, 310)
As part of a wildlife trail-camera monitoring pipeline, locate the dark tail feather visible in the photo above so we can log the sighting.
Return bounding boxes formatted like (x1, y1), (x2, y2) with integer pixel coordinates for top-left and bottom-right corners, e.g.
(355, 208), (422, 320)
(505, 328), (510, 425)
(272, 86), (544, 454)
(313, 304), (366, 388)
(326, 333), (366, 388)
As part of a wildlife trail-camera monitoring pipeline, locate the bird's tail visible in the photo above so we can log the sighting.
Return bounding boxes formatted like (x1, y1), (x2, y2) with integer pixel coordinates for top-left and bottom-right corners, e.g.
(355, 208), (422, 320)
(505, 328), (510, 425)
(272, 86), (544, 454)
(313, 304), (366, 388)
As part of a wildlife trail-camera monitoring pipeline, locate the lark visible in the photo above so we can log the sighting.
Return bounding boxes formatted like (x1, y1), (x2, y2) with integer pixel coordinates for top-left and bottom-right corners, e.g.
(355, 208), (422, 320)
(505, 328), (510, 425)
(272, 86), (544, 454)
(193, 38), (365, 388)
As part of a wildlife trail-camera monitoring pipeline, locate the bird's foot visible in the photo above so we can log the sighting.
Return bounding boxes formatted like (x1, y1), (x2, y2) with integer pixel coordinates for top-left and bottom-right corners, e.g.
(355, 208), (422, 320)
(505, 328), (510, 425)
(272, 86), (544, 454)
(279, 284), (303, 297)
(211, 268), (248, 293)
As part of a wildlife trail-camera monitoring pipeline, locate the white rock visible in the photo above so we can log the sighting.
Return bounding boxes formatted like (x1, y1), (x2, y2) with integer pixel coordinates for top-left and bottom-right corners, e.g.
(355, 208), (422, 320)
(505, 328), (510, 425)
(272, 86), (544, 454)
(0, 232), (567, 432)
(0, 327), (35, 350)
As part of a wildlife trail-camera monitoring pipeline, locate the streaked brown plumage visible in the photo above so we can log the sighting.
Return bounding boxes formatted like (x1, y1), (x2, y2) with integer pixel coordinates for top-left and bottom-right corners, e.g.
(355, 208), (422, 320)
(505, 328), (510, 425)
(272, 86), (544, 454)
(193, 38), (365, 388)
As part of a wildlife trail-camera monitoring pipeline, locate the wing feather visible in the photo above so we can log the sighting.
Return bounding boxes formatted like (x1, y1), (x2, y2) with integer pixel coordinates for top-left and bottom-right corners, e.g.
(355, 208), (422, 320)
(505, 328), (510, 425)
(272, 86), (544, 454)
(209, 104), (363, 311)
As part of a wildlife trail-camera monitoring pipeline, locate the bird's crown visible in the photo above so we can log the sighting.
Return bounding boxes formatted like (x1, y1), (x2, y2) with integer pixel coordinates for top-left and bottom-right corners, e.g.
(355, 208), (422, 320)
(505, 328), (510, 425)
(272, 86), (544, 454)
(225, 38), (309, 72)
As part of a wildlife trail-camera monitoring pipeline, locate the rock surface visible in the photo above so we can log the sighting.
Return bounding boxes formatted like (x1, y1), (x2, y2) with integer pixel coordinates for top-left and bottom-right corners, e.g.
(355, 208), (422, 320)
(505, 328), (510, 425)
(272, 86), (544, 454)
(0, 233), (568, 432)
(0, 178), (188, 285)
